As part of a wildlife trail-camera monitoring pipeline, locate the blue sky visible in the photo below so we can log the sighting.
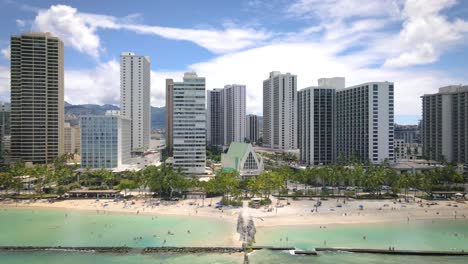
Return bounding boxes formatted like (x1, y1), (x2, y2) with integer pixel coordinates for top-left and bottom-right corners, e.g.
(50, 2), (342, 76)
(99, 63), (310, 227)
(1, 0), (468, 125)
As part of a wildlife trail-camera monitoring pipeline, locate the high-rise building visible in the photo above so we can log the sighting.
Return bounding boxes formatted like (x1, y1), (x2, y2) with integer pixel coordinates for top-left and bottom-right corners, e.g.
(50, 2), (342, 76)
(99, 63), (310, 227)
(207, 89), (223, 146)
(120, 52), (151, 154)
(263, 71), (297, 150)
(246, 114), (260, 144)
(336, 82), (394, 164)
(10, 32), (64, 163)
(298, 86), (336, 165)
(223, 85), (246, 145)
(422, 85), (468, 164)
(80, 114), (131, 169)
(0, 102), (11, 165)
(172, 72), (206, 174)
(63, 122), (81, 154)
(258, 116), (263, 140)
(165, 79), (174, 156)
(395, 124), (420, 144)
(207, 85), (246, 146)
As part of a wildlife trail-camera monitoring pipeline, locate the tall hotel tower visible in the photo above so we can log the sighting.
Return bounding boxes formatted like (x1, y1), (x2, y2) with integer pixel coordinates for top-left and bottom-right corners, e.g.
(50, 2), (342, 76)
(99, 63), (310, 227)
(120, 52), (151, 154)
(336, 82), (395, 164)
(172, 72), (206, 174)
(10, 32), (64, 163)
(263, 71), (297, 150)
(422, 85), (468, 164)
(165, 79), (174, 156)
(207, 85), (246, 146)
(297, 78), (343, 165)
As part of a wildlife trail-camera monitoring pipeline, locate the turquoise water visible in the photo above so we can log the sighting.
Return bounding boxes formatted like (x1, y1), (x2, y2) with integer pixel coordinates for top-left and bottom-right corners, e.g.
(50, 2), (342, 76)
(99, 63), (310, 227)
(0, 208), (235, 247)
(0, 251), (243, 264)
(2, 208), (468, 263)
(249, 250), (468, 264)
(2, 251), (468, 264)
(255, 220), (468, 251)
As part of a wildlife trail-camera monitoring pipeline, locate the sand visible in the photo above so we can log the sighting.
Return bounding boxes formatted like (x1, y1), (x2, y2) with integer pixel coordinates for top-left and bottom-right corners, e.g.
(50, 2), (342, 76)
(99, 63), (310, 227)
(1, 195), (467, 229)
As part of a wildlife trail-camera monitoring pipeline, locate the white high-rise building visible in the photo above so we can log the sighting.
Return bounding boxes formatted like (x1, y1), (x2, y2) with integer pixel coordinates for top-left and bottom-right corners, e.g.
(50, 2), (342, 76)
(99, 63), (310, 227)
(263, 71), (297, 150)
(207, 85), (246, 146)
(120, 52), (151, 154)
(223, 85), (246, 145)
(172, 72), (206, 175)
(336, 82), (395, 164)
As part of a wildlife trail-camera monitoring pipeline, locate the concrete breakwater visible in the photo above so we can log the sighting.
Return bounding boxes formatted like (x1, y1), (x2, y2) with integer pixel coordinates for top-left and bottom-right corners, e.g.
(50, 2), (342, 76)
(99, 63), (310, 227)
(0, 246), (133, 253)
(1, 246), (468, 257)
(315, 248), (468, 256)
(142, 247), (243, 254)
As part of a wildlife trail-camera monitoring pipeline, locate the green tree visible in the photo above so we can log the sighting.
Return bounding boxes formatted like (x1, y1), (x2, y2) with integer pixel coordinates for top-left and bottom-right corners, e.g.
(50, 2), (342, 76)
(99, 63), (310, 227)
(118, 179), (137, 196)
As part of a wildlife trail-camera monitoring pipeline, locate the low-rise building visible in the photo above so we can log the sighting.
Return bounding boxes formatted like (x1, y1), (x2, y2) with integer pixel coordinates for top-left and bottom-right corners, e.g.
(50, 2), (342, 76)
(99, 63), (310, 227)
(394, 139), (423, 161)
(221, 142), (264, 178)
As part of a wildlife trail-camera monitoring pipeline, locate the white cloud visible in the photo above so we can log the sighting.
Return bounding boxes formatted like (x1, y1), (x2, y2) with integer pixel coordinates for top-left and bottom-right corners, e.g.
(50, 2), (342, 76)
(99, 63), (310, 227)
(383, 0), (468, 67)
(0, 65), (10, 101)
(65, 60), (121, 104)
(64, 61), (181, 109)
(1, 45), (10, 60)
(33, 5), (118, 58)
(32, 5), (271, 58)
(287, 0), (403, 20)
(15, 19), (26, 28)
(123, 24), (271, 54)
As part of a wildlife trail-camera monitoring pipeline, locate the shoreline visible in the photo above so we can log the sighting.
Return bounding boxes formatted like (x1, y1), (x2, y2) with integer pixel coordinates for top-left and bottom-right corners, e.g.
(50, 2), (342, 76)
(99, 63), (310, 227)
(2, 197), (468, 229)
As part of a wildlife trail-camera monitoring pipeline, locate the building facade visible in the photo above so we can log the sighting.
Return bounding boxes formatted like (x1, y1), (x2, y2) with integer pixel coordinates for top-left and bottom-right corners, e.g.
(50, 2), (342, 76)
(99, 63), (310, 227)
(207, 89), (223, 146)
(422, 85), (468, 164)
(394, 139), (422, 161)
(64, 122), (81, 154)
(80, 114), (130, 169)
(172, 72), (206, 174)
(120, 52), (151, 153)
(246, 114), (260, 144)
(0, 104), (11, 166)
(207, 85), (246, 146)
(263, 71), (297, 150)
(223, 85), (246, 145)
(395, 124), (420, 144)
(165, 79), (174, 156)
(10, 32), (64, 163)
(298, 86), (336, 165)
(336, 82), (395, 164)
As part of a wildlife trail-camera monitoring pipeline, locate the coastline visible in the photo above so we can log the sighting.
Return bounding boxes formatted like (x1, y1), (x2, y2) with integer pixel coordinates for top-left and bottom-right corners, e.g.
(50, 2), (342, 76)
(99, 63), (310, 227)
(2, 197), (467, 228)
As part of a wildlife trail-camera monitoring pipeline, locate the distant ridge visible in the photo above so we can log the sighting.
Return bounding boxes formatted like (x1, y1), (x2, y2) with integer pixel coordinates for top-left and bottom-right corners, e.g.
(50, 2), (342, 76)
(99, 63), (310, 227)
(64, 102), (166, 129)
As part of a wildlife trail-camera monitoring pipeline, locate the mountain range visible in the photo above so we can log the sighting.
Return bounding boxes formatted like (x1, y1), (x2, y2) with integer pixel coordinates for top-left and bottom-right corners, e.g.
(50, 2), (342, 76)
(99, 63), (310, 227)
(64, 102), (166, 129)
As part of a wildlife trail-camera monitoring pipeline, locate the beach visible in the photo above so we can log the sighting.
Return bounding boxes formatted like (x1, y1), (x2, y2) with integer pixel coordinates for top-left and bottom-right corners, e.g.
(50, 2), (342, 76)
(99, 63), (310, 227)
(1, 196), (467, 228)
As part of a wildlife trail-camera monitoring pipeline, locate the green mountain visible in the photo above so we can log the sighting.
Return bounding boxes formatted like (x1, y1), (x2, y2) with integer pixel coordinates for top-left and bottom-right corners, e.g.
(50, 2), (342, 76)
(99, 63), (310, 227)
(65, 102), (166, 130)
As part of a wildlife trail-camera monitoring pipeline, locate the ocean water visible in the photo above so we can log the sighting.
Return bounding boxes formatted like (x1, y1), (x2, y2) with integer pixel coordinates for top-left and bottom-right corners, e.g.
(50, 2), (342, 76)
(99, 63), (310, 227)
(255, 219), (468, 251)
(2, 208), (468, 263)
(0, 251), (243, 264)
(248, 250), (468, 264)
(0, 208), (235, 247)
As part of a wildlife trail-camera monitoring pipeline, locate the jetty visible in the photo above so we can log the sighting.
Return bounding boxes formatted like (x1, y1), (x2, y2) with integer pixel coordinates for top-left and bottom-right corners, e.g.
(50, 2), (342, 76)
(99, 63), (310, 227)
(315, 247), (468, 256)
(1, 246), (467, 257)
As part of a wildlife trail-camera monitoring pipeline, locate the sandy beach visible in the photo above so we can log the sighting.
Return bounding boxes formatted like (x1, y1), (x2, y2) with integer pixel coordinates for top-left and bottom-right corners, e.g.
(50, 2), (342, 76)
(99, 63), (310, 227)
(2, 196), (467, 229)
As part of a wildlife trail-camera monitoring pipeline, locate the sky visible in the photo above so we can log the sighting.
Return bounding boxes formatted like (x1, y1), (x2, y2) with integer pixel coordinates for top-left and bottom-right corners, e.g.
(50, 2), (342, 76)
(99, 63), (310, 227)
(0, 0), (468, 125)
